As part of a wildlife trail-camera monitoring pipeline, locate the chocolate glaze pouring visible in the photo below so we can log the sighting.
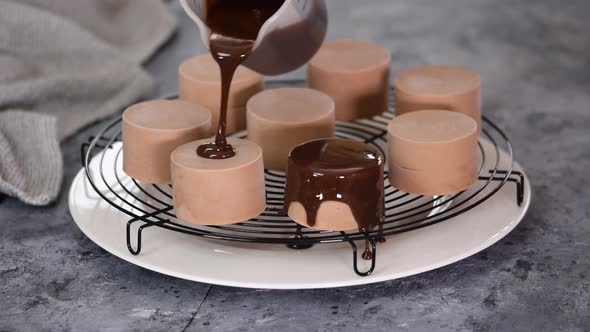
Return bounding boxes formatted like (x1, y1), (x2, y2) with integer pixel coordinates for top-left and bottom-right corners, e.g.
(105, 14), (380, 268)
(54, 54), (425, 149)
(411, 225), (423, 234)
(284, 139), (385, 232)
(197, 0), (285, 159)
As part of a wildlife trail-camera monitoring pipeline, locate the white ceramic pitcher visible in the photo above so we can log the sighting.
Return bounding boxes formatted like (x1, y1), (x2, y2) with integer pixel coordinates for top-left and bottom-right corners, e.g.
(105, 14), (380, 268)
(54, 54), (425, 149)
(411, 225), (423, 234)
(180, 0), (328, 76)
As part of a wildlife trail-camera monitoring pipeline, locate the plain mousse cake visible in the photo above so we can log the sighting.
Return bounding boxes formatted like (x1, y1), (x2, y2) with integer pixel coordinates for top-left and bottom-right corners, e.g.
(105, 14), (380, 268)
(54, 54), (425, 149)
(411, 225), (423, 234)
(171, 138), (266, 225)
(179, 54), (264, 135)
(387, 110), (479, 195)
(394, 65), (481, 127)
(247, 87), (335, 171)
(122, 99), (211, 184)
(308, 39), (391, 120)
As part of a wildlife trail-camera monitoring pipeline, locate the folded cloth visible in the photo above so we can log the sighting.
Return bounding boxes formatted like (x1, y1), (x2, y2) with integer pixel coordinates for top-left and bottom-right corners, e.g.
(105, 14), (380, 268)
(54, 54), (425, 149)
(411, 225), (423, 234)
(0, 0), (176, 205)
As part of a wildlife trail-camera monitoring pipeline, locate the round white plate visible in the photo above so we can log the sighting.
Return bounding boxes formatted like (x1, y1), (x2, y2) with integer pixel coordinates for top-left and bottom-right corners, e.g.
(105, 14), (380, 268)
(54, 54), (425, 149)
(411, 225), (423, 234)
(69, 140), (530, 289)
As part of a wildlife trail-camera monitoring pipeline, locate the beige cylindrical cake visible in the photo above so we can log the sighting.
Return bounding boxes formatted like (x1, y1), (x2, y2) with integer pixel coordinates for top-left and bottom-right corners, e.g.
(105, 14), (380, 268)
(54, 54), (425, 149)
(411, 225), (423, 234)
(122, 100), (212, 184)
(394, 66), (481, 127)
(179, 54), (264, 134)
(387, 110), (479, 195)
(171, 138), (266, 225)
(307, 40), (391, 120)
(247, 88), (335, 171)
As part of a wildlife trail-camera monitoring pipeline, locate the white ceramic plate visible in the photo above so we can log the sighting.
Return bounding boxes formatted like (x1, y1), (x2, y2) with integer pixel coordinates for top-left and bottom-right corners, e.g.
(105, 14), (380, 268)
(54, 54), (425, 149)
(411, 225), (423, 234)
(69, 139), (530, 289)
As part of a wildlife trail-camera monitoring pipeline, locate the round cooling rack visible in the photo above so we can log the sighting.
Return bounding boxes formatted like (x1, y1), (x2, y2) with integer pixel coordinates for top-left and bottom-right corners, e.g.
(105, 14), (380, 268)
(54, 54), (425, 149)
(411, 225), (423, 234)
(69, 81), (530, 288)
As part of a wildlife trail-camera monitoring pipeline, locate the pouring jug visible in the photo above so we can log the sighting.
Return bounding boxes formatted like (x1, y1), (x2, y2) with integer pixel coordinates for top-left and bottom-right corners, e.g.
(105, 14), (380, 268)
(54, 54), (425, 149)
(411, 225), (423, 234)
(180, 0), (328, 76)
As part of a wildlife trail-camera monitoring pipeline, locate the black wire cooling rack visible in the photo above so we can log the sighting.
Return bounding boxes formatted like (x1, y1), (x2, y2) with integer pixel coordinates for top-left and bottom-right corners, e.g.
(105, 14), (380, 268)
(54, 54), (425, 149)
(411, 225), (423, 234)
(81, 80), (525, 277)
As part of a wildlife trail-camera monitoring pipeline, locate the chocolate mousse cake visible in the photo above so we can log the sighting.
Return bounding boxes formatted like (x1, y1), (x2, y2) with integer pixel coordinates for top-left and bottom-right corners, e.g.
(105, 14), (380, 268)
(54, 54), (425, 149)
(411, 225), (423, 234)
(284, 138), (385, 232)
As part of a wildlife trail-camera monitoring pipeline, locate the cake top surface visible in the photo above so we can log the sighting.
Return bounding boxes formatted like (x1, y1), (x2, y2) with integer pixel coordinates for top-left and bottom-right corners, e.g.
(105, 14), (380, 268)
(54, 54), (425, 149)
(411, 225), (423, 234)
(247, 88), (334, 123)
(388, 110), (478, 142)
(123, 100), (211, 131)
(172, 138), (262, 171)
(309, 39), (391, 72)
(395, 66), (480, 95)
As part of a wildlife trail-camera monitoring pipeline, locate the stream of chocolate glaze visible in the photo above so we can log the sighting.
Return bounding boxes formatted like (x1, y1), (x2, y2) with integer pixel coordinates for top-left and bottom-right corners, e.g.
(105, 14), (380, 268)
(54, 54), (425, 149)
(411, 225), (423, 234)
(284, 139), (385, 233)
(197, 0), (285, 159)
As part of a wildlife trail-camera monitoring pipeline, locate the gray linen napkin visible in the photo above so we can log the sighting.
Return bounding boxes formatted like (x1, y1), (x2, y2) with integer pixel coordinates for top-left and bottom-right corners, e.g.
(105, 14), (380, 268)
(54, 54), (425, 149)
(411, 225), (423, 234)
(0, 0), (176, 205)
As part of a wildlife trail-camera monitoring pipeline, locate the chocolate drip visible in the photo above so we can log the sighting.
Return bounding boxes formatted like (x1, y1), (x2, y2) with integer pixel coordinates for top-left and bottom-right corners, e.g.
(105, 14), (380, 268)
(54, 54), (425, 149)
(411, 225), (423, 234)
(284, 139), (385, 232)
(197, 0), (285, 159)
(362, 242), (373, 261)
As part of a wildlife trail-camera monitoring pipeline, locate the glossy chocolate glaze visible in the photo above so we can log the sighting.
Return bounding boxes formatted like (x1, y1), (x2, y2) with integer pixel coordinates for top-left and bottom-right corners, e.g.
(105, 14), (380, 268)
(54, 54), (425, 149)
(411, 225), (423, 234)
(197, 0), (285, 159)
(284, 139), (385, 232)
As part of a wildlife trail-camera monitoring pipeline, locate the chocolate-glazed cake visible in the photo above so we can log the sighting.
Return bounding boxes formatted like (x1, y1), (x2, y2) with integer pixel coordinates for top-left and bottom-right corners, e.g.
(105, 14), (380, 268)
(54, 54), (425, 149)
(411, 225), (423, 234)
(284, 139), (385, 232)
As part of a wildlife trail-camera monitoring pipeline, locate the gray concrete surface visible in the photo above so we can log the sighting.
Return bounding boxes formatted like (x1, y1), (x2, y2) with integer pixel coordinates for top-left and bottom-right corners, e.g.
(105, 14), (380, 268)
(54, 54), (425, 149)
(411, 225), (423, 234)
(1, 0), (590, 331)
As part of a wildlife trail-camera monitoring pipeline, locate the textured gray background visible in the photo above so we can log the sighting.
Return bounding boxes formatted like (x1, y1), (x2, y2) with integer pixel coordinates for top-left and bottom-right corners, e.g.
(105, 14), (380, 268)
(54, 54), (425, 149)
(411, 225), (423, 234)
(2, 0), (590, 331)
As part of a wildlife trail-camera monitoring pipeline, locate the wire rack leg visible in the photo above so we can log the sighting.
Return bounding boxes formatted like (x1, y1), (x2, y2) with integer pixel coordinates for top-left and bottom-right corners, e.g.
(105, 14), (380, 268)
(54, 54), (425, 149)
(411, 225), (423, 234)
(479, 170), (525, 206)
(347, 238), (377, 277)
(126, 221), (155, 255)
(286, 225), (314, 250)
(80, 142), (89, 167)
(126, 207), (172, 255)
(80, 136), (114, 167)
(508, 171), (525, 206)
(492, 170), (524, 206)
(479, 170), (524, 206)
